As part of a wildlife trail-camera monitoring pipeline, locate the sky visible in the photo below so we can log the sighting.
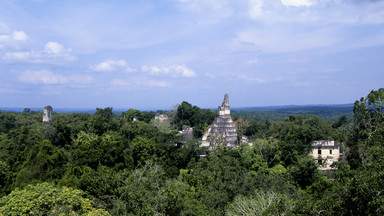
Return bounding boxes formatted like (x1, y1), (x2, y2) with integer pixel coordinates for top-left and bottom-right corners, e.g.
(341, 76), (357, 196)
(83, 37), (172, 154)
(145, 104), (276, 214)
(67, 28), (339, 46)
(0, 0), (384, 109)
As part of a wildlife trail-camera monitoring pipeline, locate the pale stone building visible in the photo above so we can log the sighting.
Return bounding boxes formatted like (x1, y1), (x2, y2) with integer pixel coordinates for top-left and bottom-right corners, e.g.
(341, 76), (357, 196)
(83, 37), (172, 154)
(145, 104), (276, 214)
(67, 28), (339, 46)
(310, 139), (340, 170)
(155, 113), (169, 123)
(201, 94), (238, 148)
(178, 125), (194, 144)
(42, 105), (53, 122)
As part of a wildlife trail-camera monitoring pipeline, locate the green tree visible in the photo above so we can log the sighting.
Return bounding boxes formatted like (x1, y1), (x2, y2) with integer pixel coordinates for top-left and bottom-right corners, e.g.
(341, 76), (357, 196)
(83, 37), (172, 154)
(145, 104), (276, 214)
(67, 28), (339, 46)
(176, 101), (194, 128)
(289, 156), (319, 189)
(123, 109), (143, 122)
(15, 140), (67, 187)
(120, 121), (159, 141)
(0, 182), (109, 215)
(337, 88), (384, 215)
(226, 190), (295, 216)
(175, 101), (216, 137)
(0, 112), (16, 133)
(130, 137), (162, 167)
(348, 88), (384, 168)
(95, 107), (114, 122)
(72, 131), (127, 169)
(23, 108), (31, 113)
(118, 162), (167, 215)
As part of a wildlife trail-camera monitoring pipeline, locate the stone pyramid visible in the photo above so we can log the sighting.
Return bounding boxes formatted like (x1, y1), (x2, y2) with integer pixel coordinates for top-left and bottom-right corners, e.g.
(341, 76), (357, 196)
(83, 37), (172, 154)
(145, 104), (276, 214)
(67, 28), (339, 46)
(201, 94), (238, 148)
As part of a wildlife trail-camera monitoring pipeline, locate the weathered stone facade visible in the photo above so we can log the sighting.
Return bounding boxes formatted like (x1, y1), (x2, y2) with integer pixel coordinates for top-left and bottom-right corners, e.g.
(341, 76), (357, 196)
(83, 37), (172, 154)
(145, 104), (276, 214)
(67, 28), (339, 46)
(310, 139), (340, 170)
(155, 113), (169, 123)
(178, 125), (194, 144)
(42, 105), (53, 122)
(201, 94), (238, 148)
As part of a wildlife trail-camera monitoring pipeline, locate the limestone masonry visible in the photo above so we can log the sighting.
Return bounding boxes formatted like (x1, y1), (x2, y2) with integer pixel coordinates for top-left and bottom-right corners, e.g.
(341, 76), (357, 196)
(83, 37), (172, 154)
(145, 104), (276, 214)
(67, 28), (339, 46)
(178, 125), (194, 144)
(42, 105), (53, 122)
(310, 139), (340, 170)
(201, 94), (238, 148)
(155, 113), (169, 123)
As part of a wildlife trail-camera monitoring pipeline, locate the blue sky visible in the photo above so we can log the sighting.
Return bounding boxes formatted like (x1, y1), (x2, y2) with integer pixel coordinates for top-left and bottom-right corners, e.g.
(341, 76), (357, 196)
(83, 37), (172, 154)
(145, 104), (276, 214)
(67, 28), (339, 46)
(0, 0), (383, 109)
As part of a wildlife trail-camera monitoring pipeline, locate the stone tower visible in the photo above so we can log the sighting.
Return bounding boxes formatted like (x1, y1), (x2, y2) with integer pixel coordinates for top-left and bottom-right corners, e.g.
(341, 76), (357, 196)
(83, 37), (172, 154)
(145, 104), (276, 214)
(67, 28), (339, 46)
(42, 105), (53, 122)
(201, 94), (238, 148)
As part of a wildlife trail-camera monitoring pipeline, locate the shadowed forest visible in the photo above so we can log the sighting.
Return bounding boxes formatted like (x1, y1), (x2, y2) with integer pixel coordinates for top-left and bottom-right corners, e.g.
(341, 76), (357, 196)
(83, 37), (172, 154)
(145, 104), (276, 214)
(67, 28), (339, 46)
(0, 89), (383, 215)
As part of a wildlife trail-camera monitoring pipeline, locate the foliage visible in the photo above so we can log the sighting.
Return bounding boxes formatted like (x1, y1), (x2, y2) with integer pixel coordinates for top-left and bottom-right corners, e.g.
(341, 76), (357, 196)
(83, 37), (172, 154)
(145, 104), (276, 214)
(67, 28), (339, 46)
(0, 182), (109, 215)
(226, 190), (295, 216)
(15, 140), (68, 187)
(175, 101), (216, 137)
(0, 90), (383, 215)
(232, 104), (353, 123)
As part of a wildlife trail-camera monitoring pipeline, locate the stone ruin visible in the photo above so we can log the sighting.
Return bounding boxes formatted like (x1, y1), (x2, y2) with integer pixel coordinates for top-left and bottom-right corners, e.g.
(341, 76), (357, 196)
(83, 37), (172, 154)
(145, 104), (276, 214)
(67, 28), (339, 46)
(154, 113), (169, 123)
(310, 139), (341, 170)
(42, 105), (53, 122)
(178, 125), (194, 144)
(201, 94), (238, 148)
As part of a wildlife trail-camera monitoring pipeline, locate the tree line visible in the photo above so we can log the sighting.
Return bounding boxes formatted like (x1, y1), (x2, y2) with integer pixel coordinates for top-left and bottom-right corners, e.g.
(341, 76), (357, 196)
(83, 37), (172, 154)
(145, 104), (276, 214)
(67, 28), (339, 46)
(0, 89), (383, 215)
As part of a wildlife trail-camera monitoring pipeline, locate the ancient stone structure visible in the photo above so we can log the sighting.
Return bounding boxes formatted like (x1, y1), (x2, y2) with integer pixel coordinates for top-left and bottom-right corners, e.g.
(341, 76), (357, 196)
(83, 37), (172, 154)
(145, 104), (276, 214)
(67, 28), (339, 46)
(310, 139), (340, 170)
(155, 113), (169, 123)
(239, 136), (249, 144)
(178, 125), (194, 144)
(201, 94), (238, 148)
(42, 105), (53, 122)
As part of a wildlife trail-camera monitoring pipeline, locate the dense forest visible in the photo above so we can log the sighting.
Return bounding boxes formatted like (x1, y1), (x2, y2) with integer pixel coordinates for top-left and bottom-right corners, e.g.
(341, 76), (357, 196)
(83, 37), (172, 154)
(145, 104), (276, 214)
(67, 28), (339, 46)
(232, 104), (353, 123)
(0, 89), (383, 215)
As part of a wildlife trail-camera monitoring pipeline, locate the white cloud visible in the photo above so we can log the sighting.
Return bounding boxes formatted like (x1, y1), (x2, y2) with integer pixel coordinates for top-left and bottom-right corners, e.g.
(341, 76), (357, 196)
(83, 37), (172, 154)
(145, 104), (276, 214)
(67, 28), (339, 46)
(176, 0), (229, 12)
(91, 60), (128, 72)
(90, 61), (194, 78)
(0, 22), (9, 34)
(176, 0), (233, 24)
(238, 74), (266, 83)
(0, 35), (9, 42)
(18, 70), (67, 84)
(126, 67), (137, 73)
(146, 79), (170, 87)
(110, 77), (170, 89)
(281, 0), (313, 7)
(3, 41), (74, 63)
(248, 0), (263, 19)
(243, 0), (384, 25)
(142, 64), (196, 78)
(173, 65), (196, 77)
(235, 25), (340, 53)
(3, 52), (30, 61)
(45, 41), (65, 54)
(231, 1), (384, 55)
(0, 28), (28, 49)
(18, 70), (92, 84)
(110, 79), (129, 87)
(12, 31), (28, 41)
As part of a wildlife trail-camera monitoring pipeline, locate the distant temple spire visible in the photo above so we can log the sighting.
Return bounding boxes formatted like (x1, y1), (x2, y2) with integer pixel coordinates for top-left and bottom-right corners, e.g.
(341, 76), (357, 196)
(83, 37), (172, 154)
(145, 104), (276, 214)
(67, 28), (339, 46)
(222, 93), (229, 107)
(218, 93), (231, 117)
(42, 105), (53, 122)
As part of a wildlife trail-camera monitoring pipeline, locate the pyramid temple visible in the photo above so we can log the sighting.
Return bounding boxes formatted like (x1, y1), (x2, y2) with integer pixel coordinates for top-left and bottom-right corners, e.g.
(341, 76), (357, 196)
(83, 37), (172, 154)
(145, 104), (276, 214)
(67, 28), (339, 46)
(201, 94), (238, 148)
